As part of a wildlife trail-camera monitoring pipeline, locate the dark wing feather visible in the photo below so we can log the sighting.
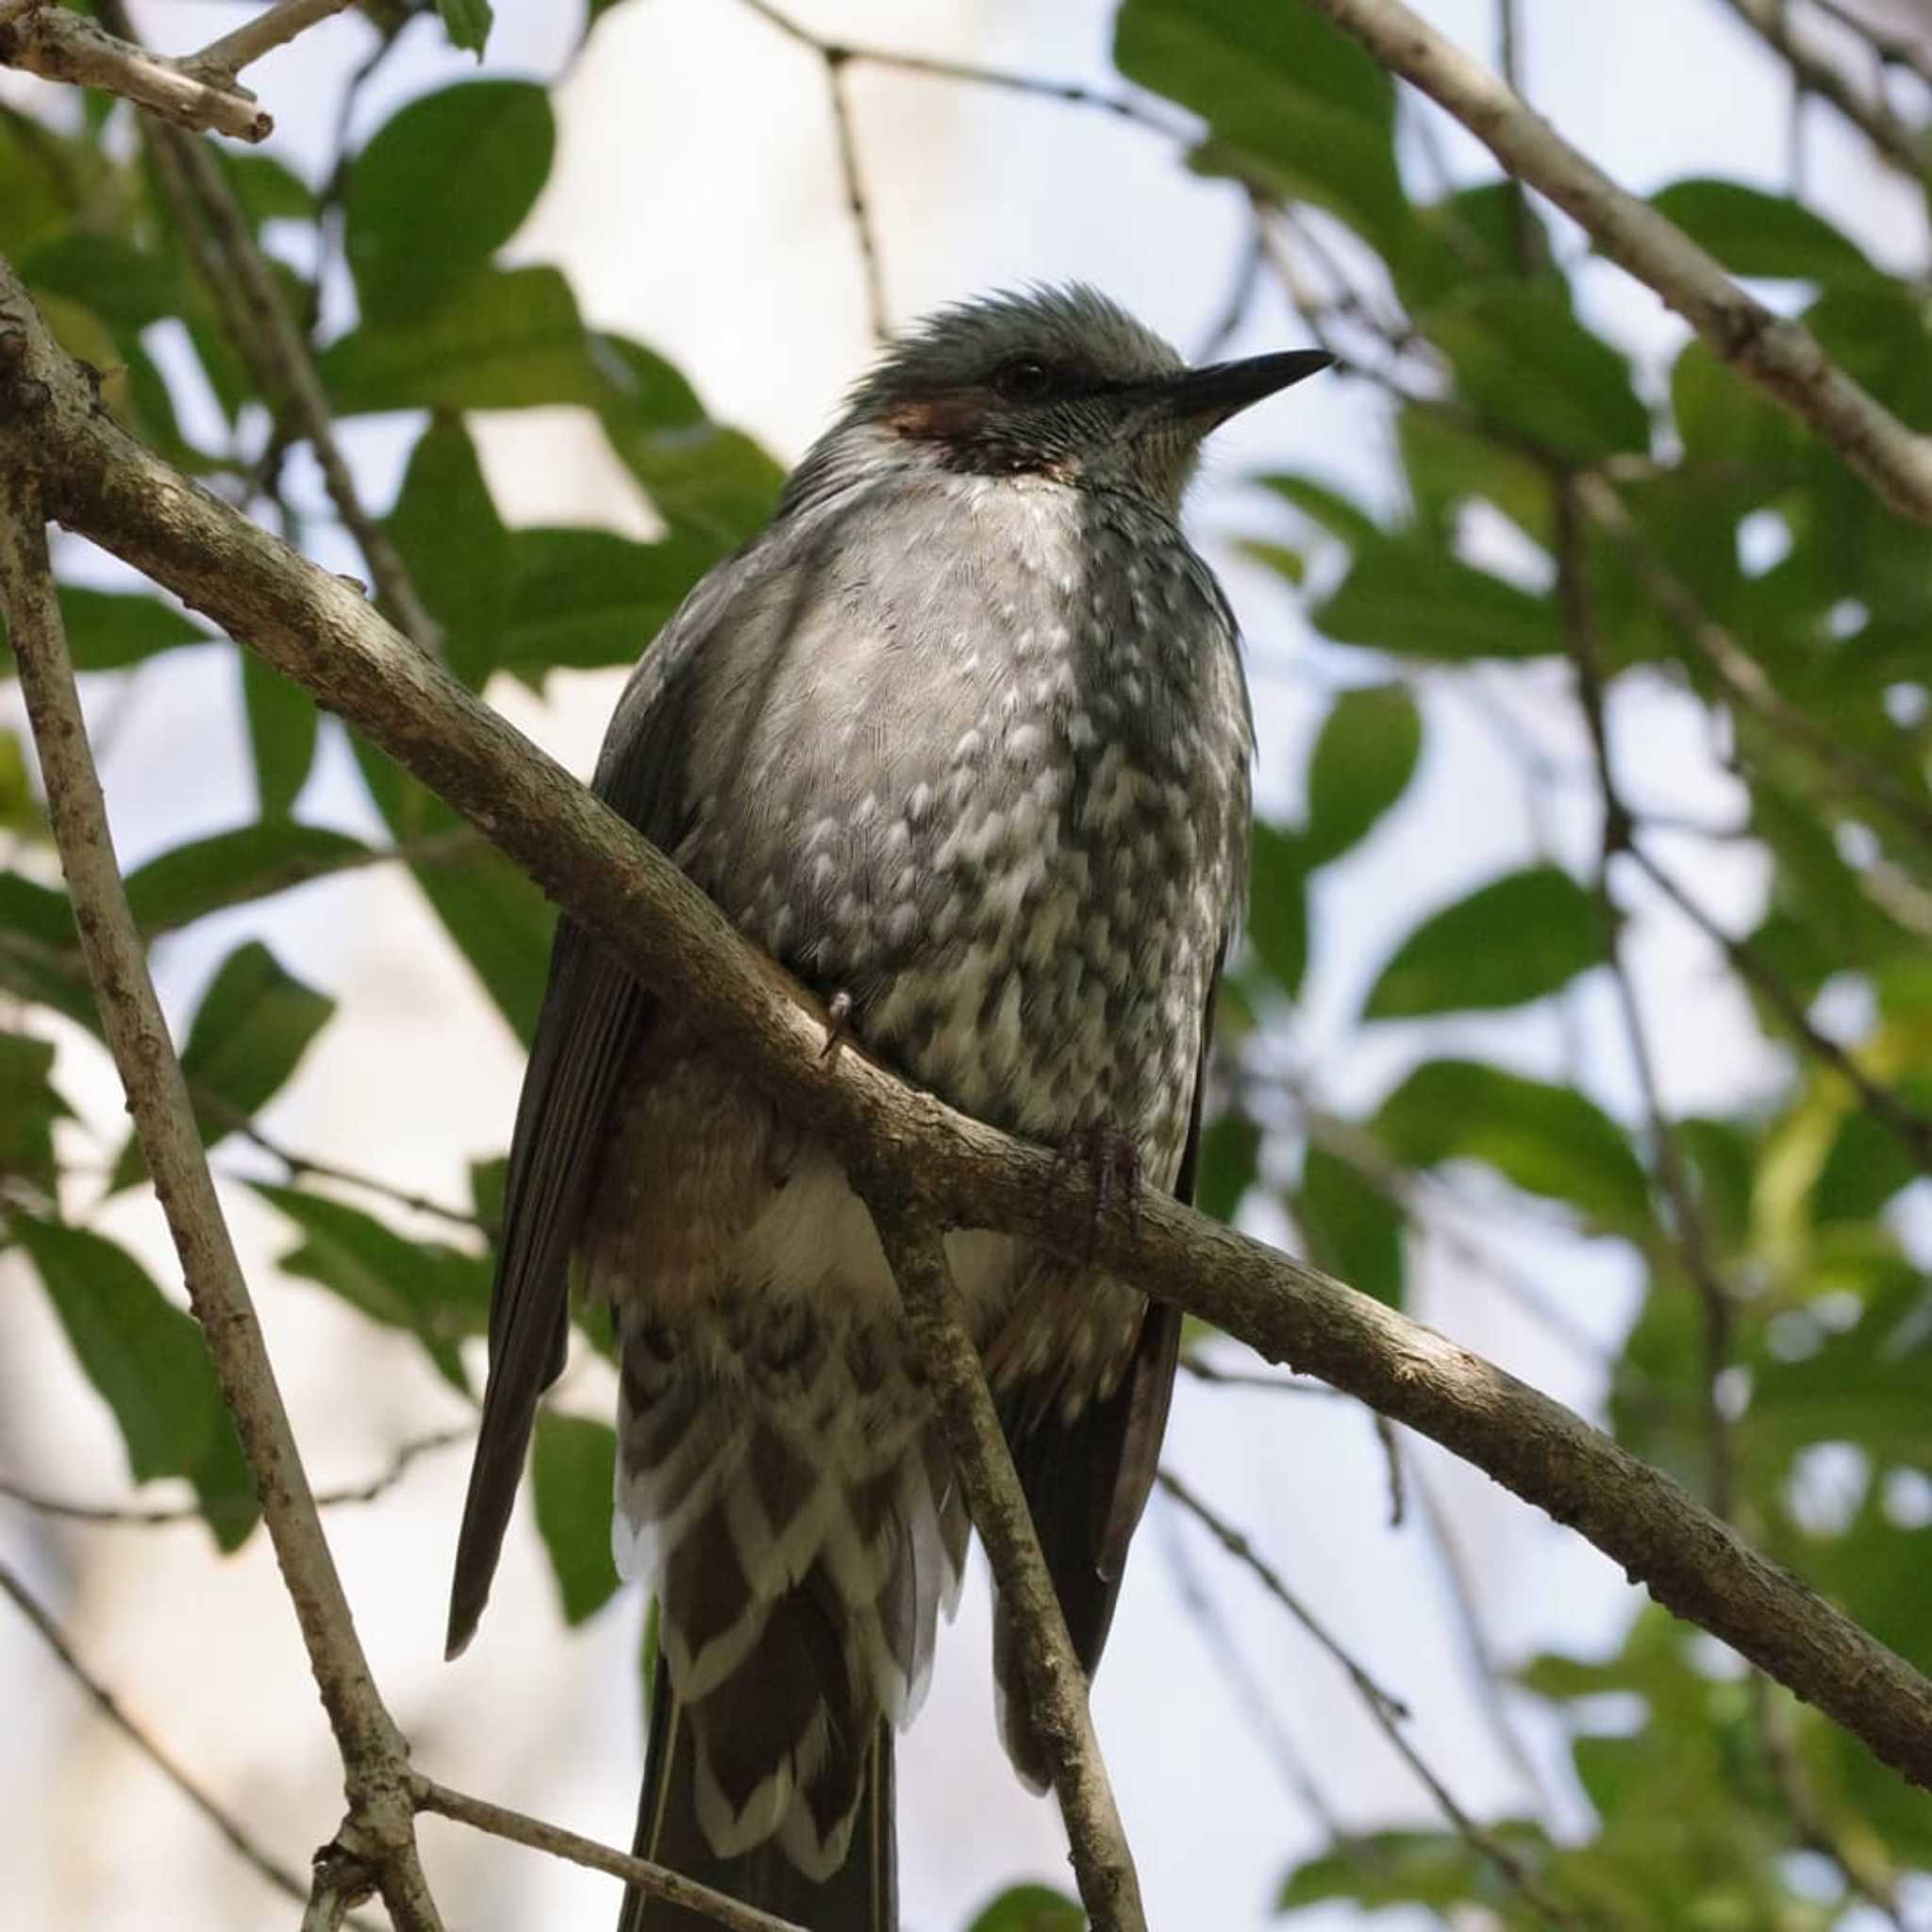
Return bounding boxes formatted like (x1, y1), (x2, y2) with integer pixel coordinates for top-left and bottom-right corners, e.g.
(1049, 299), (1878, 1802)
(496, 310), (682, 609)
(444, 558), (738, 1659)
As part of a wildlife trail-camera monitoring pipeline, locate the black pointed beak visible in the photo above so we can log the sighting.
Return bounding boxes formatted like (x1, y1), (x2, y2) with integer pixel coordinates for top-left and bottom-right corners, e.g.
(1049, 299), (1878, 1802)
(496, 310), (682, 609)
(1143, 348), (1334, 429)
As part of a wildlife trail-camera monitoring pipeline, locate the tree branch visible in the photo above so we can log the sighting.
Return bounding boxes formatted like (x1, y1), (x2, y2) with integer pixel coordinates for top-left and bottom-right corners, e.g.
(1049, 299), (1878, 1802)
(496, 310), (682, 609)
(1300, 0), (1932, 524)
(409, 1775), (808, 1932)
(183, 0), (358, 84)
(0, 443), (441, 1928)
(862, 1192), (1145, 1929)
(3, 255), (1929, 1798)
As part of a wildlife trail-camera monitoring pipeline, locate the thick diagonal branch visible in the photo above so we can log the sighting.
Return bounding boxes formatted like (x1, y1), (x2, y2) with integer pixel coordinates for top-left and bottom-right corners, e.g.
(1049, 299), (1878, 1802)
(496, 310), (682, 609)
(1301, 0), (1932, 525)
(2, 255), (1929, 1799)
(0, 469), (441, 1930)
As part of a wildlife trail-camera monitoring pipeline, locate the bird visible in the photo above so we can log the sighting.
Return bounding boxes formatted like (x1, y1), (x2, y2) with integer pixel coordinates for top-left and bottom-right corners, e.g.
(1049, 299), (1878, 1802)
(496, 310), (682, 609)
(444, 284), (1331, 1931)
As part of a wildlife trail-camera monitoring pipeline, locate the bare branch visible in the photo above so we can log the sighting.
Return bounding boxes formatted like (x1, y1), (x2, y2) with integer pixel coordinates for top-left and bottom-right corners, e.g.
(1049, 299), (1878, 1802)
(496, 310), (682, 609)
(3, 257), (1929, 1798)
(1158, 1471), (1589, 1928)
(410, 1775), (808, 1932)
(0, 1557), (314, 1908)
(824, 55), (888, 340)
(1301, 0), (1932, 524)
(185, 0), (358, 83)
(0, 456), (441, 1928)
(1809, 0), (1932, 87)
(0, 4), (272, 141)
(863, 1193), (1146, 1930)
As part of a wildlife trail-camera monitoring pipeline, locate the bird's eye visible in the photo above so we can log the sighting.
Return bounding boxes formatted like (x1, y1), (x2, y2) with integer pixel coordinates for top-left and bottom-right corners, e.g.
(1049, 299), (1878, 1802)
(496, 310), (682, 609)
(993, 358), (1055, 403)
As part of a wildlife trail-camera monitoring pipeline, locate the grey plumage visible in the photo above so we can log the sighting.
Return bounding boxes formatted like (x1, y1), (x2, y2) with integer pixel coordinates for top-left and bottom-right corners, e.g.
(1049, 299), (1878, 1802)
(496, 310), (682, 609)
(446, 284), (1330, 1930)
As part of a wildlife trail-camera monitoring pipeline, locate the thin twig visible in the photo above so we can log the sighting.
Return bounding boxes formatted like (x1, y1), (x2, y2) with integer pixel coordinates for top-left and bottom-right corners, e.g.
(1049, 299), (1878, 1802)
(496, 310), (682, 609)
(824, 53), (888, 341)
(1158, 1470), (1591, 1930)
(186, 0), (357, 82)
(1192, 221), (1267, 362)
(0, 3), (272, 141)
(1180, 1354), (1343, 1396)
(410, 1775), (807, 1932)
(1809, 0), (1932, 86)
(0, 475), (442, 1928)
(863, 1193), (1146, 1930)
(7, 266), (1932, 1793)
(1629, 839), (1932, 1171)
(0, 1557), (314, 1909)
(1301, 0), (1932, 524)
(1717, 0), (1924, 175)
(1555, 474), (1739, 1520)
(0, 1427), (472, 1524)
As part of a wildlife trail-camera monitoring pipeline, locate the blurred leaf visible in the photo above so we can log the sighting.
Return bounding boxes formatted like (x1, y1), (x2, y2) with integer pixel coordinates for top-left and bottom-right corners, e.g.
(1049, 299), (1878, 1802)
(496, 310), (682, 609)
(469, 1154), (508, 1232)
(1314, 539), (1562, 660)
(1194, 1108), (1260, 1224)
(1279, 1824), (1552, 1911)
(214, 148), (319, 225)
(241, 651), (318, 818)
(0, 727), (42, 840)
(963, 1883), (1085, 1932)
(1304, 684), (1421, 865)
(348, 82), (554, 324)
(22, 232), (181, 329)
(112, 941), (334, 1190)
(1377, 1058), (1653, 1233)
(0, 873), (89, 1024)
(1651, 179), (1873, 282)
(532, 1411), (622, 1624)
(354, 741), (555, 1044)
(1363, 864), (1602, 1017)
(1422, 281), (1650, 461)
(498, 527), (715, 679)
(1246, 821), (1309, 998)
(0, 114), (87, 258)
(18, 1216), (258, 1548)
(1257, 472), (1383, 549)
(253, 1183), (488, 1391)
(321, 265), (601, 414)
(0, 1030), (68, 1195)
(1115, 0), (1406, 252)
(125, 826), (368, 935)
(385, 416), (512, 688)
(1396, 404), (1552, 546)
(1297, 1142), (1403, 1305)
(436, 0), (493, 54)
(593, 334), (786, 548)
(46, 587), (209, 672)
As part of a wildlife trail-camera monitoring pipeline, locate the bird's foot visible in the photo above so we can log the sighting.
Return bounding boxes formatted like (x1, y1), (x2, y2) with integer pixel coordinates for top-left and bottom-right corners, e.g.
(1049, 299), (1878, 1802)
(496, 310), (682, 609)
(820, 989), (855, 1061)
(1054, 1120), (1142, 1266)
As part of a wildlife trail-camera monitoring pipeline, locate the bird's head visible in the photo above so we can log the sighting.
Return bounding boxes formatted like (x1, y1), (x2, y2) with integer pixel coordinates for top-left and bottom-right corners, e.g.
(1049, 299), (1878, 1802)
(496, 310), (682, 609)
(823, 284), (1331, 509)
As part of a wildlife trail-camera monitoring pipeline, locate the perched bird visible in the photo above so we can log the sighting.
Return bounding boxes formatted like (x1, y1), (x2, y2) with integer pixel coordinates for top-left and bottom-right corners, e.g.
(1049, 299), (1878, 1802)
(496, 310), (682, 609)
(446, 285), (1330, 1930)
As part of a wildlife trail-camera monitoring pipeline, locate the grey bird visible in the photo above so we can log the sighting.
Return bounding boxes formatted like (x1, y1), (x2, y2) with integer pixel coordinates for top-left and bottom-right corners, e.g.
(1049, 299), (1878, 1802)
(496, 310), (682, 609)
(445, 285), (1330, 1930)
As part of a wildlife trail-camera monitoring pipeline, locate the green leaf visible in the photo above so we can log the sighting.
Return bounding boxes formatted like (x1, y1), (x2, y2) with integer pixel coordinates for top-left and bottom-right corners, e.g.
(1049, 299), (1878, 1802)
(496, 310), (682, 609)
(1314, 539), (1563, 661)
(22, 232), (182, 330)
(113, 941), (334, 1190)
(354, 741), (556, 1044)
(1115, 0), (1406, 253)
(0, 1030), (69, 1195)
(0, 726), (42, 840)
(1376, 1058), (1653, 1233)
(1396, 403), (1553, 546)
(1304, 685), (1422, 865)
(1422, 281), (1651, 461)
(532, 1411), (622, 1624)
(963, 1883), (1084, 1932)
(593, 334), (786, 549)
(18, 1217), (258, 1548)
(0, 873), (90, 1024)
(1257, 473), (1384, 549)
(1194, 1108), (1260, 1224)
(1246, 821), (1309, 998)
(241, 653), (318, 818)
(215, 148), (320, 226)
(385, 416), (513, 688)
(1279, 1824), (1552, 1910)
(436, 0), (494, 55)
(348, 82), (554, 325)
(252, 1183), (489, 1391)
(1363, 864), (1602, 1018)
(321, 265), (601, 415)
(499, 526), (715, 678)
(1650, 178), (1873, 282)
(125, 826), (369, 935)
(1297, 1143), (1403, 1305)
(45, 588), (209, 672)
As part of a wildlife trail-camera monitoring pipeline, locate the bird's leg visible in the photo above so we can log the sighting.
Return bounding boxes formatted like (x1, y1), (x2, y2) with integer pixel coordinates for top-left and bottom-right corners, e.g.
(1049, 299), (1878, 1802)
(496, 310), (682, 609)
(820, 989), (855, 1061)
(1054, 1120), (1142, 1266)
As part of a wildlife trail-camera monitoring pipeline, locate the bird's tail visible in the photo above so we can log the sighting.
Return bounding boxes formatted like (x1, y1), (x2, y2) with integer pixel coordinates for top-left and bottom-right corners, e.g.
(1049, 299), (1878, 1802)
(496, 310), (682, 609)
(616, 1654), (896, 1932)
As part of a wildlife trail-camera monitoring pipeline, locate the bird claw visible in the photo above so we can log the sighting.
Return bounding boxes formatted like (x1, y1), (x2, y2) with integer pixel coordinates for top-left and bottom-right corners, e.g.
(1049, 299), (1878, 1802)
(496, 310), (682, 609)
(820, 990), (855, 1061)
(1055, 1121), (1141, 1266)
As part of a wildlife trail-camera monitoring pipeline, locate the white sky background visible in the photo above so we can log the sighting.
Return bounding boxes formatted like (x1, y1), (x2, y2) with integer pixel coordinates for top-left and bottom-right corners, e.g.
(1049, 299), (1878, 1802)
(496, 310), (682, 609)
(0, 1), (1925, 1928)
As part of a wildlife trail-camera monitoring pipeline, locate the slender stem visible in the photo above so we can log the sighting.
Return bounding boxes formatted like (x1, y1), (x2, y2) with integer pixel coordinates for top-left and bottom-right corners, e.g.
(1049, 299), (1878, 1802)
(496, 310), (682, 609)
(863, 1192), (1147, 1931)
(186, 0), (357, 80)
(410, 1776), (808, 1932)
(0, 476), (442, 1930)
(824, 54), (888, 340)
